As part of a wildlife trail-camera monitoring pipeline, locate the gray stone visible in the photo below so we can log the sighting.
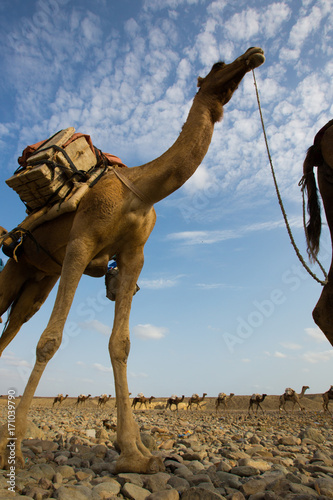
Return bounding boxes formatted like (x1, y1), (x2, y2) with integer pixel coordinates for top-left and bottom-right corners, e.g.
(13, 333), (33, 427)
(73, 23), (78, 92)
(313, 476), (333, 498)
(117, 472), (144, 487)
(215, 471), (242, 489)
(238, 458), (271, 472)
(122, 481), (152, 500)
(91, 479), (121, 496)
(54, 484), (93, 499)
(146, 490), (180, 500)
(181, 486), (225, 499)
(299, 427), (325, 444)
(167, 475), (190, 493)
(230, 465), (260, 477)
(56, 465), (75, 478)
(142, 472), (171, 492)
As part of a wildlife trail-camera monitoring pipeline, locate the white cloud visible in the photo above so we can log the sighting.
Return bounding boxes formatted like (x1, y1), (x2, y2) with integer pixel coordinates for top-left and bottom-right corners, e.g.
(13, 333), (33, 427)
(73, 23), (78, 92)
(302, 350), (333, 364)
(139, 276), (182, 289)
(133, 324), (168, 340)
(93, 363), (113, 373)
(305, 327), (327, 343)
(274, 351), (287, 358)
(2, 351), (32, 368)
(79, 320), (111, 336)
(280, 342), (302, 350)
(166, 217), (302, 245)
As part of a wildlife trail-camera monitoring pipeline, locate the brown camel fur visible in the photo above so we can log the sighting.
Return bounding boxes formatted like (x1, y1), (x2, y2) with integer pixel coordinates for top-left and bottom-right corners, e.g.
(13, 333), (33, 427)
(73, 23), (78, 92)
(131, 395), (155, 409)
(52, 394), (68, 406)
(187, 393), (207, 410)
(302, 120), (333, 346)
(322, 385), (333, 413)
(98, 394), (112, 407)
(166, 395), (185, 411)
(279, 386), (309, 412)
(0, 47), (265, 473)
(248, 393), (267, 413)
(75, 394), (91, 406)
(215, 392), (235, 412)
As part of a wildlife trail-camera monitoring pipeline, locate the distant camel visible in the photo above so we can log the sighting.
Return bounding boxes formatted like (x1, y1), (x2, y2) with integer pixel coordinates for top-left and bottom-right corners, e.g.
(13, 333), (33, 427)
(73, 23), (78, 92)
(166, 395), (185, 411)
(187, 393), (207, 410)
(52, 394), (68, 406)
(98, 394), (112, 407)
(322, 386), (333, 413)
(279, 386), (309, 412)
(131, 394), (155, 409)
(248, 394), (267, 414)
(75, 394), (91, 406)
(215, 392), (234, 412)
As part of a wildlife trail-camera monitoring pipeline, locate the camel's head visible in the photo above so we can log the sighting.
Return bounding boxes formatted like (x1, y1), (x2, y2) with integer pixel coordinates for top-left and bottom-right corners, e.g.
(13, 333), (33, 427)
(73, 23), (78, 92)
(197, 47), (265, 109)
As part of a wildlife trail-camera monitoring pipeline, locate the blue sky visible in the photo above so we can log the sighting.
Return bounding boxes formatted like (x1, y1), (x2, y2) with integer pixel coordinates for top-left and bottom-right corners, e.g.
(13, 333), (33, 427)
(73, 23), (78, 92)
(1, 0), (333, 399)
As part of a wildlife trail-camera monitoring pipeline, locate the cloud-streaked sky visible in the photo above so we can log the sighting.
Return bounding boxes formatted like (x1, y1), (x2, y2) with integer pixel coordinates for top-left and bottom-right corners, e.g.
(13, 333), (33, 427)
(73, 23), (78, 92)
(1, 0), (332, 399)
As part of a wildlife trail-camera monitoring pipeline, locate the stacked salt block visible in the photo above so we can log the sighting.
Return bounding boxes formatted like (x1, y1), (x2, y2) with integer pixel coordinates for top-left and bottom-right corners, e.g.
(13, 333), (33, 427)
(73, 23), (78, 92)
(6, 127), (97, 211)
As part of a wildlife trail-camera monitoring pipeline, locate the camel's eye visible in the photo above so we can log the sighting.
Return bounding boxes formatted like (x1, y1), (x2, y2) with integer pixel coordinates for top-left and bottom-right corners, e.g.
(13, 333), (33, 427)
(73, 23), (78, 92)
(212, 61), (225, 70)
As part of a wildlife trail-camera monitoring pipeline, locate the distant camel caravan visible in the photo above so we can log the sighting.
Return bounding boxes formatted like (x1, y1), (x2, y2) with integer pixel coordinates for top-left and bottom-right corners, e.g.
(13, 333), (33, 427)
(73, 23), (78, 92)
(52, 394), (68, 406)
(215, 392), (235, 412)
(302, 119), (333, 346)
(322, 386), (333, 413)
(279, 386), (309, 412)
(187, 393), (207, 410)
(75, 394), (91, 406)
(248, 394), (267, 414)
(131, 394), (155, 409)
(0, 46), (265, 473)
(166, 395), (185, 411)
(98, 394), (112, 407)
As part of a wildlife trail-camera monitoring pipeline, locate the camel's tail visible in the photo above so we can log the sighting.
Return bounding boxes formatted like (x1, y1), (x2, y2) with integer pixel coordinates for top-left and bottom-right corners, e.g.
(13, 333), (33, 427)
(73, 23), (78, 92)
(302, 144), (322, 262)
(303, 119), (333, 262)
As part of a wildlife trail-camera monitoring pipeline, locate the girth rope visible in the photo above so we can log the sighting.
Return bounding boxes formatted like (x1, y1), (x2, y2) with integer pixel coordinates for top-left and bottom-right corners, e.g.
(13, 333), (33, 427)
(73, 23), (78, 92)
(252, 69), (328, 286)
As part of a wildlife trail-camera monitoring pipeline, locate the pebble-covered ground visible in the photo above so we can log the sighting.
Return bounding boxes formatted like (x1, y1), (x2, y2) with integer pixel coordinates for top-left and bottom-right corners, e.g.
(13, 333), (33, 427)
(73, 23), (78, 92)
(0, 395), (332, 499)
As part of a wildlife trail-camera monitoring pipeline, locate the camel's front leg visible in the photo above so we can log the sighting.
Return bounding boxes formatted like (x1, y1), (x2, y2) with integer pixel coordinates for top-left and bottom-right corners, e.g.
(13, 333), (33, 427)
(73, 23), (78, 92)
(109, 250), (164, 474)
(0, 242), (89, 469)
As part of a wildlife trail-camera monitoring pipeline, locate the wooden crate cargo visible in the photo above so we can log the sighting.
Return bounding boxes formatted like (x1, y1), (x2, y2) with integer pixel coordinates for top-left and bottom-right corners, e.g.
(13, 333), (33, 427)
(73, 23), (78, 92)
(6, 128), (98, 211)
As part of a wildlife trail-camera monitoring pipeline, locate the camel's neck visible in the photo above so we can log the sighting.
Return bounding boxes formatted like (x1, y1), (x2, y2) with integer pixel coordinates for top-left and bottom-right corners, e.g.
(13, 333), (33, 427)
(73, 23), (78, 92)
(130, 91), (221, 204)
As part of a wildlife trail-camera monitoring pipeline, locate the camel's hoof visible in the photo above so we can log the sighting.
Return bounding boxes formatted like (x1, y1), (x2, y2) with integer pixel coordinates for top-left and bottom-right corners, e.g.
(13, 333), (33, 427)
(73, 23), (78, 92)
(115, 454), (165, 474)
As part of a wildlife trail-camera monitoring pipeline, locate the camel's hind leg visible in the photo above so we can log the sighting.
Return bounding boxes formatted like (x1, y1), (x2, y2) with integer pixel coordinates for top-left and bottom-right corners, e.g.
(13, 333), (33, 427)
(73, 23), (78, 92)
(0, 240), (90, 469)
(0, 259), (34, 323)
(0, 275), (58, 356)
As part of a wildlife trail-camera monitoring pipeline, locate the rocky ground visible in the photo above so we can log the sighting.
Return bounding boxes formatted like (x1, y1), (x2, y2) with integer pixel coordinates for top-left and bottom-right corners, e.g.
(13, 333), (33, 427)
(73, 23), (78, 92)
(0, 395), (332, 499)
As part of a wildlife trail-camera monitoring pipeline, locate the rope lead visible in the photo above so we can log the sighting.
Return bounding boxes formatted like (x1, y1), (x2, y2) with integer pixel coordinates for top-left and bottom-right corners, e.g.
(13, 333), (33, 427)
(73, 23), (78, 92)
(252, 69), (328, 286)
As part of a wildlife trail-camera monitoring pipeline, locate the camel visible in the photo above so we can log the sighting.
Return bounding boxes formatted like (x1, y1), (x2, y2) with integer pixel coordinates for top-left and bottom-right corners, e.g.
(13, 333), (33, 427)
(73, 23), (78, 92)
(98, 394), (112, 407)
(0, 47), (265, 473)
(248, 393), (267, 414)
(166, 395), (185, 411)
(52, 393), (68, 406)
(215, 392), (235, 412)
(131, 394), (155, 409)
(75, 394), (91, 406)
(301, 120), (333, 346)
(187, 393), (207, 410)
(322, 386), (333, 413)
(279, 386), (309, 412)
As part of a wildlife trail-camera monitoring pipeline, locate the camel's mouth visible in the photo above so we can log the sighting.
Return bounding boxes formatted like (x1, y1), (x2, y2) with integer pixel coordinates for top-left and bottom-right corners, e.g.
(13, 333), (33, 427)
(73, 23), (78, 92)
(243, 47), (265, 69)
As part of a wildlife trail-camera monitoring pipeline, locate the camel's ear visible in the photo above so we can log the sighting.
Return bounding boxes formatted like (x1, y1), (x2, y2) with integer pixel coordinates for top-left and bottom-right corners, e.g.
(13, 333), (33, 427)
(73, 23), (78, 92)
(197, 76), (204, 88)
